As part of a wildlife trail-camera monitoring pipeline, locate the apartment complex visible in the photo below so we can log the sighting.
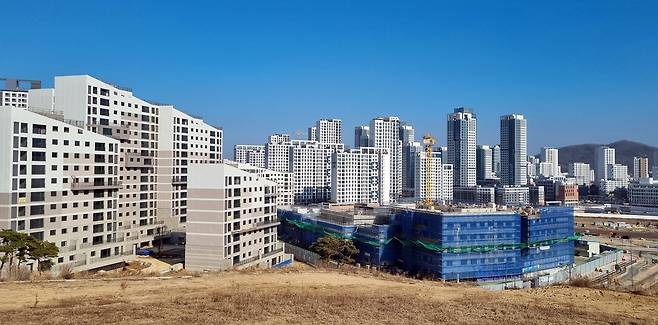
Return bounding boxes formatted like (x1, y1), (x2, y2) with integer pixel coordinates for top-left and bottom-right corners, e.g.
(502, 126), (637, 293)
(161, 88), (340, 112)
(540, 147), (559, 177)
(330, 147), (391, 205)
(0, 107), (129, 271)
(234, 145), (266, 168)
(369, 116), (403, 202)
(569, 162), (593, 185)
(157, 105), (223, 230)
(185, 164), (287, 271)
(447, 107), (477, 187)
(413, 151), (454, 203)
(315, 119), (342, 144)
(500, 114), (527, 186)
(289, 140), (342, 204)
(594, 146), (616, 182)
(224, 160), (294, 207)
(633, 157), (649, 180)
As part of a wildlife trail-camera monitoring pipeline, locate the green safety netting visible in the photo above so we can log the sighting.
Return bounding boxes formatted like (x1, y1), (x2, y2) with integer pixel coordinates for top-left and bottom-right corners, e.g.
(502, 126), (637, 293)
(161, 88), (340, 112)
(282, 217), (580, 254)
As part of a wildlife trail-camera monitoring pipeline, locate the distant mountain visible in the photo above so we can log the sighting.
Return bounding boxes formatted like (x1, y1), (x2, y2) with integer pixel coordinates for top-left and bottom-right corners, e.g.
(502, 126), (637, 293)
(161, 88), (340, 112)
(554, 140), (658, 170)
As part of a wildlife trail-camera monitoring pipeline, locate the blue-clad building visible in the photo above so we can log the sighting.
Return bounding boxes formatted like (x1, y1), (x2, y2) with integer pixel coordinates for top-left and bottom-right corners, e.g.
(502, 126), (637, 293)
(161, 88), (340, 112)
(278, 205), (575, 281)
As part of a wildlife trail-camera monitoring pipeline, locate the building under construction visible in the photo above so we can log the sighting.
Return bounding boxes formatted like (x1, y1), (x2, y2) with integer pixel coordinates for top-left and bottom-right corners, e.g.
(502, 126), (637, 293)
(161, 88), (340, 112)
(278, 204), (575, 281)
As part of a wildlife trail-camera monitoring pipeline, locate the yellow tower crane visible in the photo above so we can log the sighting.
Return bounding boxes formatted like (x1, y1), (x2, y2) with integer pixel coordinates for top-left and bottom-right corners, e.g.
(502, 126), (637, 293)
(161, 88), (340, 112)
(422, 133), (437, 208)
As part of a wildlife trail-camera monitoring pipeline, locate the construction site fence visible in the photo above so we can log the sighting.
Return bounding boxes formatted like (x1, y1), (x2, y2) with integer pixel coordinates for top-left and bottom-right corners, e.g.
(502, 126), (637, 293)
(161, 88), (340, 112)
(480, 250), (625, 290)
(284, 242), (321, 266)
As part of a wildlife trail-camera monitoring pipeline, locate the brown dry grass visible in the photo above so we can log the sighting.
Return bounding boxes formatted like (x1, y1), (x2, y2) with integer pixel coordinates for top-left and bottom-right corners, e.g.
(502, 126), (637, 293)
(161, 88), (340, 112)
(0, 268), (656, 324)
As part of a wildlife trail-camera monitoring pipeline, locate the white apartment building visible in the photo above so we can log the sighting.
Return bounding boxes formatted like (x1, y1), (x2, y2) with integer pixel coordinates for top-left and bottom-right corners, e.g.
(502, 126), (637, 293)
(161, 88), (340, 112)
(399, 123), (415, 144)
(330, 147), (390, 205)
(289, 140), (343, 204)
(540, 147), (559, 176)
(476, 145), (493, 181)
(538, 162), (555, 178)
(224, 160), (294, 207)
(595, 146), (615, 182)
(629, 178), (658, 207)
(234, 145), (266, 168)
(307, 126), (317, 141)
(447, 108), (477, 187)
(569, 162), (593, 185)
(185, 164), (288, 271)
(157, 105), (223, 231)
(500, 114), (527, 186)
(265, 136), (292, 173)
(1, 90), (28, 108)
(414, 151), (453, 203)
(369, 116), (403, 202)
(0, 107), (129, 272)
(633, 157), (649, 180)
(268, 133), (291, 144)
(315, 119), (342, 144)
(34, 75), (166, 256)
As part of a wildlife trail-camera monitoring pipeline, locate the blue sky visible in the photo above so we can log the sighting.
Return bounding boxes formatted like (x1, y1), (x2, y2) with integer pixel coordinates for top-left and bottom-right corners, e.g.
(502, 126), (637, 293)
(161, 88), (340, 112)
(2, 1), (657, 156)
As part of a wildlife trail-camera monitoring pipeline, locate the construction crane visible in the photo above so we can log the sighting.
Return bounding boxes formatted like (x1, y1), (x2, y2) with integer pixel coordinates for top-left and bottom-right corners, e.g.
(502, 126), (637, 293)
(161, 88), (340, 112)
(422, 133), (437, 208)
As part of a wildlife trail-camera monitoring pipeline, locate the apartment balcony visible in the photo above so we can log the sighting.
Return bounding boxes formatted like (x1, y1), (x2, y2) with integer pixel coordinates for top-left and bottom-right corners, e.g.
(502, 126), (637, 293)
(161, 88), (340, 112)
(262, 247), (284, 259)
(71, 180), (122, 191)
(171, 176), (187, 185)
(233, 255), (260, 267)
(234, 218), (280, 234)
(126, 235), (139, 241)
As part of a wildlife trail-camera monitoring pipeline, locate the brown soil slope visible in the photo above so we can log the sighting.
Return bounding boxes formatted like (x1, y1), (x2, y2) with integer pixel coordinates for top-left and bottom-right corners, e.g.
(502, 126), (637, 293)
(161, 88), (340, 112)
(0, 269), (656, 324)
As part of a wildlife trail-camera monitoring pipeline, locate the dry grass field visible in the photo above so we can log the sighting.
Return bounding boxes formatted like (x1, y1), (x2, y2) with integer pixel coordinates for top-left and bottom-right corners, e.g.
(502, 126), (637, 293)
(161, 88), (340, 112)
(0, 268), (657, 324)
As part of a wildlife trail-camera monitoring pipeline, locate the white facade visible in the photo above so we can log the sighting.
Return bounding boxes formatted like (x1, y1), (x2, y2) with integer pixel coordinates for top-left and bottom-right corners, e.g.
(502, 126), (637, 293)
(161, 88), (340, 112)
(538, 162), (555, 178)
(447, 108), (477, 187)
(331, 147), (390, 205)
(569, 162), (593, 185)
(234, 145), (266, 168)
(157, 105), (223, 230)
(268, 134), (290, 144)
(594, 146), (615, 182)
(289, 140), (344, 204)
(1, 106), (127, 272)
(495, 186), (530, 206)
(315, 119), (342, 144)
(47, 75), (165, 256)
(500, 114), (527, 186)
(185, 164), (287, 271)
(399, 123), (415, 144)
(629, 178), (658, 207)
(1, 90), (28, 108)
(540, 147), (559, 177)
(369, 117), (403, 202)
(307, 126), (317, 141)
(414, 151), (453, 203)
(265, 137), (292, 173)
(224, 160), (294, 207)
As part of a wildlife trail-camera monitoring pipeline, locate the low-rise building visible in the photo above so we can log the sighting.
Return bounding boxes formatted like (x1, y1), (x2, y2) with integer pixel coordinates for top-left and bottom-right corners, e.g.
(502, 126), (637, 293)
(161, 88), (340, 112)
(495, 186), (530, 206)
(628, 178), (658, 207)
(453, 186), (495, 205)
